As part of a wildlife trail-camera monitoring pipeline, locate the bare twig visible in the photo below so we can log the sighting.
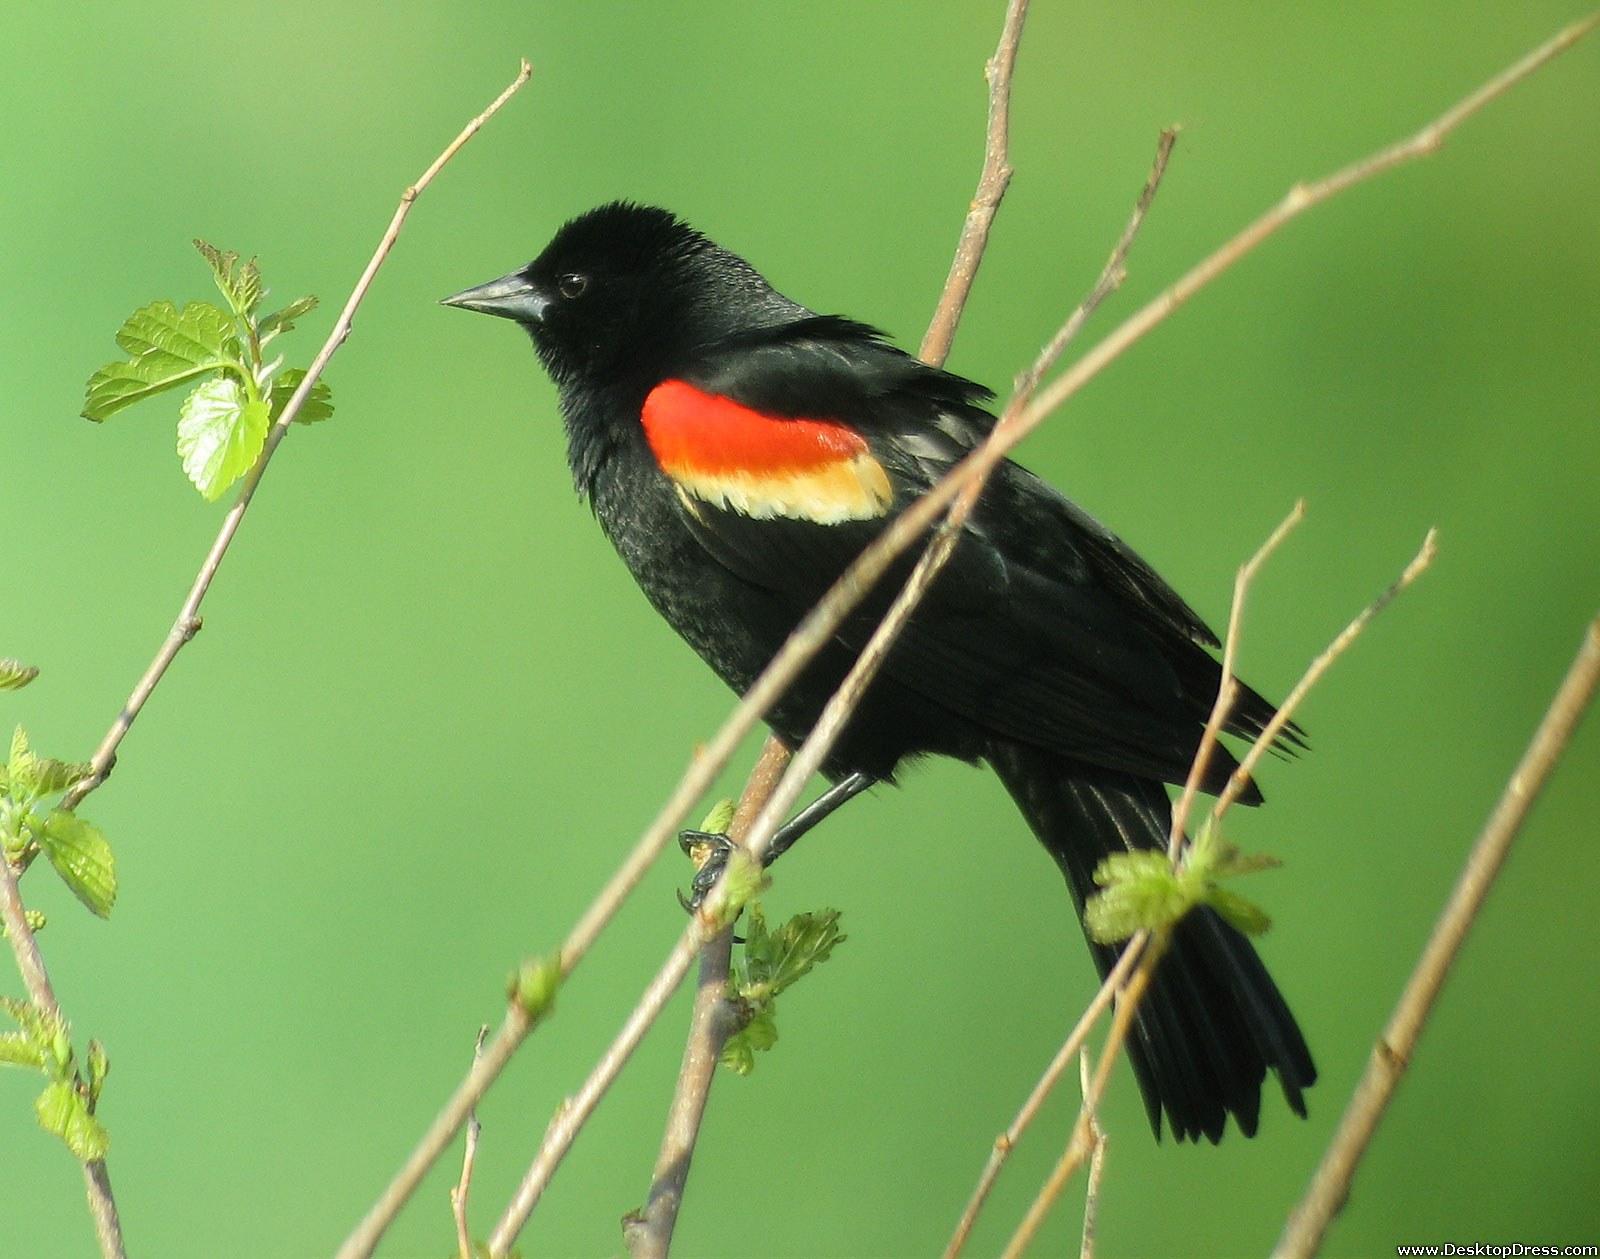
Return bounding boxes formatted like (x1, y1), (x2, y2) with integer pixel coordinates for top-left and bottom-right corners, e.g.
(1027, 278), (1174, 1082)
(0, 857), (124, 1259)
(451, 1026), (490, 1259)
(942, 937), (1146, 1259)
(1273, 615), (1600, 1259)
(920, 0), (1031, 366)
(1015, 127), (1180, 405)
(625, 743), (790, 1259)
(1000, 938), (1166, 1259)
(1166, 500), (1306, 860)
(1211, 530), (1438, 819)
(1078, 1051), (1107, 1259)
(60, 59), (532, 813)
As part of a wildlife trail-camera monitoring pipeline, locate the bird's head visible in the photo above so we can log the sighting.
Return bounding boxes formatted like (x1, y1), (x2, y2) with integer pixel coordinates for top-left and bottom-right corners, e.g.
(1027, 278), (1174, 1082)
(443, 202), (804, 397)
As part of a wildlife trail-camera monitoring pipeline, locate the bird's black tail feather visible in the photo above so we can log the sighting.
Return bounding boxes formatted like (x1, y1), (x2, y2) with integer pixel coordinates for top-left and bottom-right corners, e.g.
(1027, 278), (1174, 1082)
(988, 742), (1316, 1143)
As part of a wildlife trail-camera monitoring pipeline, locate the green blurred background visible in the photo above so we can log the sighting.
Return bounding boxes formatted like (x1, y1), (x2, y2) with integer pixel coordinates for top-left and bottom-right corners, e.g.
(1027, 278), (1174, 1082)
(4, 3), (1597, 1256)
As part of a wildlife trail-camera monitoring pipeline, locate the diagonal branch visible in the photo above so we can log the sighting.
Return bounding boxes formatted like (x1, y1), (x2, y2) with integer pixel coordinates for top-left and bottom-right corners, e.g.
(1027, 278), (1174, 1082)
(920, 0), (1032, 367)
(1272, 615), (1600, 1259)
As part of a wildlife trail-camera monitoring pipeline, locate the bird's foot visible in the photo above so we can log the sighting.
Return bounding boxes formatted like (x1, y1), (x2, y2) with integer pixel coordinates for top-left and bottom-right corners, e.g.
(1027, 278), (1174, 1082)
(677, 828), (736, 915)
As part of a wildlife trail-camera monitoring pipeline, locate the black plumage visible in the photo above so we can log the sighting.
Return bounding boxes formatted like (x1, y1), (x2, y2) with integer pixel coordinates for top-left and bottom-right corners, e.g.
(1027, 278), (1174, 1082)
(444, 202), (1315, 1141)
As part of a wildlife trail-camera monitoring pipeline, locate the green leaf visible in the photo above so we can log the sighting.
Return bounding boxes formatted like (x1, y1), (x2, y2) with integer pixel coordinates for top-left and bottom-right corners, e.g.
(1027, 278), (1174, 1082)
(720, 1005), (778, 1076)
(176, 376), (270, 500)
(258, 295), (318, 339)
(269, 369), (334, 425)
(38, 810), (117, 917)
(701, 849), (767, 931)
(235, 258), (262, 316)
(84, 299), (237, 421)
(32, 758), (92, 797)
(0, 659), (39, 691)
(0, 1032), (44, 1070)
(697, 798), (736, 835)
(1205, 886), (1273, 935)
(743, 908), (846, 999)
(8, 724), (36, 793)
(1084, 857), (1190, 945)
(194, 240), (262, 316)
(34, 1080), (109, 1161)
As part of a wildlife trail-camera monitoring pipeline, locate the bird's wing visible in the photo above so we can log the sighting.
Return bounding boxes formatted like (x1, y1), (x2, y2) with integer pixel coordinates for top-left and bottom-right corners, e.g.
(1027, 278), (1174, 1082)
(651, 324), (1269, 781)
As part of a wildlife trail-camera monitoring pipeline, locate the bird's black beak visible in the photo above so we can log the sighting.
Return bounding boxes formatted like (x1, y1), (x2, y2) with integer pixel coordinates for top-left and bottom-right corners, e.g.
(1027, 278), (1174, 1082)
(440, 270), (550, 323)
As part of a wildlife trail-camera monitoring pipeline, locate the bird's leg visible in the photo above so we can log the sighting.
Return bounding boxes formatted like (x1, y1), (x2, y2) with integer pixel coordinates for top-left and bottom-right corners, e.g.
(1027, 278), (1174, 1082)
(679, 772), (877, 912)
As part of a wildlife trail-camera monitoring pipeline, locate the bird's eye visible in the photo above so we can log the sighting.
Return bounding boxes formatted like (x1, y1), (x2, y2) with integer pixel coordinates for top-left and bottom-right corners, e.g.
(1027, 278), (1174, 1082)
(557, 273), (589, 300)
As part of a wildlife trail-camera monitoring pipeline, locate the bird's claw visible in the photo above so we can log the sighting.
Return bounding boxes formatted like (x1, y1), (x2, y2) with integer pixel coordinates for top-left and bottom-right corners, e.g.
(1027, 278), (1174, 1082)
(677, 828), (736, 914)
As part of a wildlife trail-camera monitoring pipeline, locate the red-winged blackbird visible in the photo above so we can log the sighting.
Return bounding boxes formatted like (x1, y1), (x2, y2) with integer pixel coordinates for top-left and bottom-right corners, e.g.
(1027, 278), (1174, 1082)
(444, 202), (1314, 1142)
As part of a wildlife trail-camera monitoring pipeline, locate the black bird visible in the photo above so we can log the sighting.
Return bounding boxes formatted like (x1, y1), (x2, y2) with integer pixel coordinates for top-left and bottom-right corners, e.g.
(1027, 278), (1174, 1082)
(444, 202), (1315, 1142)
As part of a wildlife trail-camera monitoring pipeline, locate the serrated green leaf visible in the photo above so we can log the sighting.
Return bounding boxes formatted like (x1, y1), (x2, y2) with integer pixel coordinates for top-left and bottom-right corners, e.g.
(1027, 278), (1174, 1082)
(8, 724), (36, 793)
(0, 659), (39, 691)
(84, 300), (238, 421)
(0, 1032), (44, 1070)
(176, 376), (270, 500)
(269, 369), (334, 425)
(195, 241), (262, 317)
(34, 1080), (109, 1161)
(193, 240), (238, 291)
(236, 258), (262, 316)
(258, 295), (318, 339)
(1205, 886), (1274, 935)
(38, 810), (116, 917)
(755, 910), (846, 999)
(31, 758), (91, 797)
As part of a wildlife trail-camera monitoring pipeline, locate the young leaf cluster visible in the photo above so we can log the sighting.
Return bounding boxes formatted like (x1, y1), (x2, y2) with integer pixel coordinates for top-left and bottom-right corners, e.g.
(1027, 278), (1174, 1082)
(1084, 819), (1279, 945)
(1, 726), (115, 919)
(1, 997), (110, 1162)
(0, 666), (115, 1161)
(720, 903), (846, 1076)
(82, 241), (332, 500)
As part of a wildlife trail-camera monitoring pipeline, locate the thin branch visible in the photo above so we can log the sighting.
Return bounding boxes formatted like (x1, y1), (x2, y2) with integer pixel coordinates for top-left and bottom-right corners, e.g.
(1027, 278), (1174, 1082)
(1078, 1050), (1107, 1259)
(1167, 499), (1306, 860)
(919, 0), (1031, 366)
(0, 857), (124, 1259)
(373, 14), (1597, 1255)
(625, 742), (791, 1259)
(60, 59), (533, 813)
(942, 936), (1146, 1259)
(1014, 126), (1179, 405)
(1000, 938), (1166, 1259)
(1273, 615), (1600, 1259)
(1211, 530), (1437, 819)
(451, 1026), (490, 1259)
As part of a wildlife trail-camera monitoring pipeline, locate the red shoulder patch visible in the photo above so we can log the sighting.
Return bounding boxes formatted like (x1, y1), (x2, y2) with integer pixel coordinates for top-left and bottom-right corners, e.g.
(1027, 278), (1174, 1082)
(641, 380), (892, 523)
